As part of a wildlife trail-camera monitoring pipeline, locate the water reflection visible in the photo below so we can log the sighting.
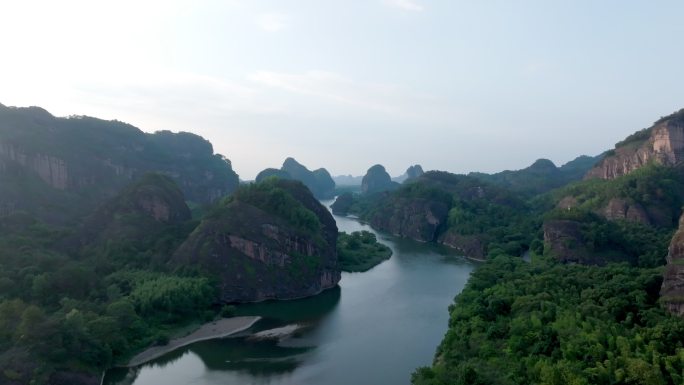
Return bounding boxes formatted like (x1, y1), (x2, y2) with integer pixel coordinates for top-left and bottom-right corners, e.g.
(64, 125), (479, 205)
(104, 204), (475, 385)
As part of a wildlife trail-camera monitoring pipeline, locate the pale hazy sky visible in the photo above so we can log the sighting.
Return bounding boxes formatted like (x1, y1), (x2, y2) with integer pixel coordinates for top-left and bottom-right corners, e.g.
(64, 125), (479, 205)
(1, 0), (683, 179)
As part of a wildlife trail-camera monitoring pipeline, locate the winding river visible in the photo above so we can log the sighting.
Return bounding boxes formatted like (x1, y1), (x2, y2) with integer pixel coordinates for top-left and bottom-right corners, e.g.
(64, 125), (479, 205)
(104, 200), (475, 385)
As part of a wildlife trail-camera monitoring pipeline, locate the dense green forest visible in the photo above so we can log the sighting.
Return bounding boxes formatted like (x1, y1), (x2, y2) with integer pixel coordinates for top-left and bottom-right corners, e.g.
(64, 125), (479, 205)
(408, 113), (684, 385)
(412, 255), (684, 385)
(0, 177), (221, 384)
(0, 173), (369, 384)
(337, 231), (392, 272)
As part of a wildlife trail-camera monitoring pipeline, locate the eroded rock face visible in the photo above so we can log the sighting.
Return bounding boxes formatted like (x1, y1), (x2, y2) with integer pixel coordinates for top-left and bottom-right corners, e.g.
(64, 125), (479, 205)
(369, 197), (448, 242)
(172, 181), (340, 302)
(586, 117), (684, 180)
(0, 105), (239, 223)
(603, 198), (650, 225)
(660, 214), (684, 316)
(0, 143), (68, 190)
(543, 220), (588, 264)
(438, 230), (485, 259)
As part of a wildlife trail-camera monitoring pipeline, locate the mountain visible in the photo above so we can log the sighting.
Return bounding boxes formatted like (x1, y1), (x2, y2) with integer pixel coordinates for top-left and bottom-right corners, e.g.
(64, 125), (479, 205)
(469, 155), (600, 195)
(333, 174), (363, 186)
(586, 108), (684, 180)
(255, 158), (335, 199)
(281, 157), (336, 199)
(76, 173), (195, 267)
(392, 164), (424, 183)
(255, 168), (292, 182)
(361, 164), (399, 194)
(172, 178), (340, 302)
(0, 104), (239, 223)
(340, 171), (532, 259)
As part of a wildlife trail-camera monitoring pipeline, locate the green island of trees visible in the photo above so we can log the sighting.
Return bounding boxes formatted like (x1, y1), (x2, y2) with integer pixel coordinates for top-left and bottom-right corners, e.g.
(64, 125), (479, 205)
(337, 231), (393, 272)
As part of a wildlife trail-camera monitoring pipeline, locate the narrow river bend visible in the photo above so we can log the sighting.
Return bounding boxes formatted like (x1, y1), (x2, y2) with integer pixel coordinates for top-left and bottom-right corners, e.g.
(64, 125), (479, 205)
(105, 200), (475, 385)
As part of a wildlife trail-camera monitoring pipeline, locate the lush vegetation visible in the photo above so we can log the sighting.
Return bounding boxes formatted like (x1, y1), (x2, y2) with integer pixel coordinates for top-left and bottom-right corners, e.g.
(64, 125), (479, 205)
(348, 171), (540, 257)
(470, 156), (601, 196)
(0, 174), (225, 384)
(412, 255), (684, 385)
(551, 164), (684, 228)
(228, 177), (323, 235)
(337, 231), (392, 272)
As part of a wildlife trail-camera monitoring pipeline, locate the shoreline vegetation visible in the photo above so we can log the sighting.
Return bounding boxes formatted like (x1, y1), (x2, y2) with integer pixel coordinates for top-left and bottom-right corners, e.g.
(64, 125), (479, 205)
(125, 316), (261, 367)
(337, 231), (393, 272)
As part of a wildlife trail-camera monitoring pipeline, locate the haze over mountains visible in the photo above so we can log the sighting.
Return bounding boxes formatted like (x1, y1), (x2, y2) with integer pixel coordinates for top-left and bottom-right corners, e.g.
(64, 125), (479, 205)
(3, 102), (684, 385)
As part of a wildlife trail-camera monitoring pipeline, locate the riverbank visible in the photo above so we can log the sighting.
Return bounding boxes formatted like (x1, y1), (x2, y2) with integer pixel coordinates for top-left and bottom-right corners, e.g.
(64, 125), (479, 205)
(125, 316), (262, 367)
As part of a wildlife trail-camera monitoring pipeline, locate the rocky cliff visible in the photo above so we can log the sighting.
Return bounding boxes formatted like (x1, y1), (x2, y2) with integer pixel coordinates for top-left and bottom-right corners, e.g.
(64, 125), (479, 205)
(661, 214), (684, 316)
(361, 164), (399, 194)
(0, 104), (239, 223)
(543, 219), (594, 264)
(370, 196), (449, 242)
(555, 163), (684, 229)
(357, 171), (529, 258)
(586, 109), (684, 180)
(172, 179), (340, 302)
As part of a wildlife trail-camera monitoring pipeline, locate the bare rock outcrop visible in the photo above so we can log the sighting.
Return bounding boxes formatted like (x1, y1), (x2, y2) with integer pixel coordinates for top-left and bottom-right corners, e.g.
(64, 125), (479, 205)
(369, 197), (449, 242)
(602, 198), (650, 225)
(586, 111), (684, 180)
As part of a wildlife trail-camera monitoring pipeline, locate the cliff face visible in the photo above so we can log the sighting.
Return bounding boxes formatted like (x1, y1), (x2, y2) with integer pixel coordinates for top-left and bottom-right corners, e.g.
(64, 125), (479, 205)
(660, 214), (684, 316)
(543, 220), (591, 264)
(586, 111), (684, 180)
(172, 179), (340, 302)
(438, 230), (485, 259)
(0, 105), (239, 223)
(361, 164), (399, 194)
(370, 197), (449, 242)
(542, 219), (636, 265)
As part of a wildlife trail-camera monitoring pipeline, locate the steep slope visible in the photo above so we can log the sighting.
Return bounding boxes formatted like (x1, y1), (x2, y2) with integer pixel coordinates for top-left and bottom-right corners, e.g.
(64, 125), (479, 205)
(661, 213), (684, 316)
(172, 178), (340, 302)
(0, 104), (239, 223)
(281, 157), (336, 199)
(392, 164), (425, 183)
(586, 108), (684, 179)
(351, 171), (534, 258)
(553, 164), (684, 228)
(77, 173), (194, 267)
(361, 164), (399, 194)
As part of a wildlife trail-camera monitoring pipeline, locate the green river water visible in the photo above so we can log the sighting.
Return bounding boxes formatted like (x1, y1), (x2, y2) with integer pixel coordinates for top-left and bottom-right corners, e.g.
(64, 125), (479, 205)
(104, 200), (475, 385)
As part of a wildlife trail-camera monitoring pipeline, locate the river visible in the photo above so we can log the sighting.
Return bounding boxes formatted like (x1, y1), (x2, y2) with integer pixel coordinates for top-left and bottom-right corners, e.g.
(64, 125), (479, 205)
(104, 199), (475, 385)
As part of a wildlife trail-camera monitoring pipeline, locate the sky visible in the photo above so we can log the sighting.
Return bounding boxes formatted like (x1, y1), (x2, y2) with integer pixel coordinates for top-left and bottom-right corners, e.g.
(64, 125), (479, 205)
(1, 0), (683, 179)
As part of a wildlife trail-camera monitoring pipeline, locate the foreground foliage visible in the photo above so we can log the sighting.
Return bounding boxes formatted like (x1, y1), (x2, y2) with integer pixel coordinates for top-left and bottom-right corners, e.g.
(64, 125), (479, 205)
(412, 255), (684, 385)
